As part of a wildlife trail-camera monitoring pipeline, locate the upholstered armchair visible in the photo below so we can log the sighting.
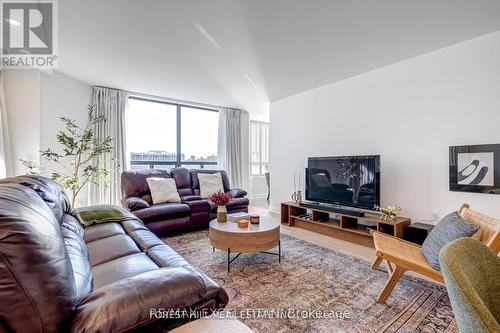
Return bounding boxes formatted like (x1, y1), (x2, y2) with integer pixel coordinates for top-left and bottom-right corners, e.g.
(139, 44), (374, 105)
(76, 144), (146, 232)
(439, 238), (500, 333)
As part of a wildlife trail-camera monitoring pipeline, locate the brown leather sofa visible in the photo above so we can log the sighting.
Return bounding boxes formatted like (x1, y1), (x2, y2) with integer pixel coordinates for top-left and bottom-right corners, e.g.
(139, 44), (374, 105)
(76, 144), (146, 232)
(121, 168), (249, 234)
(0, 175), (228, 332)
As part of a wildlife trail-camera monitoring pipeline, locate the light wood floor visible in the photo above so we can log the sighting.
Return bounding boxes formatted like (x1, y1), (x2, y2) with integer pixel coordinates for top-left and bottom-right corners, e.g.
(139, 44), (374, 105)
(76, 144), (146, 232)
(249, 200), (436, 283)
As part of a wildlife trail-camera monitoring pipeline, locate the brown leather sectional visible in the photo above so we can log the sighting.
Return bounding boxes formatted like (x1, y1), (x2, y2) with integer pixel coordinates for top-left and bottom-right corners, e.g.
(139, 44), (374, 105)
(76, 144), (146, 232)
(0, 175), (228, 332)
(121, 168), (250, 234)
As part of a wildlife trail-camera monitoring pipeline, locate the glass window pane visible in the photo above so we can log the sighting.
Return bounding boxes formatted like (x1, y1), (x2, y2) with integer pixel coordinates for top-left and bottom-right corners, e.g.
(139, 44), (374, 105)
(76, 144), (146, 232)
(251, 123), (260, 163)
(126, 98), (177, 170)
(251, 164), (260, 175)
(180, 107), (219, 167)
(261, 124), (269, 163)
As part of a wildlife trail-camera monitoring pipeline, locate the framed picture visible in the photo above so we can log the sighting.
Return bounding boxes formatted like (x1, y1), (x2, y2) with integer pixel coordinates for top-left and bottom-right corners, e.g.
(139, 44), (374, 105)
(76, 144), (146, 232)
(449, 144), (500, 194)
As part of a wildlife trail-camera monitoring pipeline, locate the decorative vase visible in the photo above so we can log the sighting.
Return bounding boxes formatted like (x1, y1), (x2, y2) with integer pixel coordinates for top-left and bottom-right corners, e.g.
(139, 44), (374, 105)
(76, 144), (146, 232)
(217, 205), (228, 222)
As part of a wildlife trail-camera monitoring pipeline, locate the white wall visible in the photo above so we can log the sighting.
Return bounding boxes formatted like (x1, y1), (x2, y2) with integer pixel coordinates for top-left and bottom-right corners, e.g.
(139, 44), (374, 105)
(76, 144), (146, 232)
(270, 31), (500, 223)
(40, 71), (92, 205)
(3, 69), (91, 204)
(4, 70), (41, 175)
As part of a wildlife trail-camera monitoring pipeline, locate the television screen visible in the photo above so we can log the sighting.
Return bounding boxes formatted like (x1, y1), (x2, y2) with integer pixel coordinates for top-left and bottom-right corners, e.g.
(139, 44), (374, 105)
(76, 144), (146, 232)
(306, 155), (380, 210)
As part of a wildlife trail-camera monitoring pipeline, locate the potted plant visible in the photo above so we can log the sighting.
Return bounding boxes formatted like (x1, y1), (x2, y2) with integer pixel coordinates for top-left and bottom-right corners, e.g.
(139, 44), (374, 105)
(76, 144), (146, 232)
(21, 105), (116, 207)
(208, 190), (232, 222)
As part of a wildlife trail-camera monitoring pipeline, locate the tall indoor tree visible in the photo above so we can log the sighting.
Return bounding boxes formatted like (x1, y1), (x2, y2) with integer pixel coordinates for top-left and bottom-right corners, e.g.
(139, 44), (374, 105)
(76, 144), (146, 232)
(33, 105), (116, 207)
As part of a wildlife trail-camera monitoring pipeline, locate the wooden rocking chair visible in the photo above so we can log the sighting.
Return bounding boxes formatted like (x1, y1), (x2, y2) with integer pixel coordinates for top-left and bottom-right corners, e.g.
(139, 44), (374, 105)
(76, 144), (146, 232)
(371, 203), (500, 303)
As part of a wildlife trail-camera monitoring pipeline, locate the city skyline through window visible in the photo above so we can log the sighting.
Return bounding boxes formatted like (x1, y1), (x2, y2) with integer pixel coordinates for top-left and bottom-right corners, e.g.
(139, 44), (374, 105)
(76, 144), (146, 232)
(126, 97), (219, 170)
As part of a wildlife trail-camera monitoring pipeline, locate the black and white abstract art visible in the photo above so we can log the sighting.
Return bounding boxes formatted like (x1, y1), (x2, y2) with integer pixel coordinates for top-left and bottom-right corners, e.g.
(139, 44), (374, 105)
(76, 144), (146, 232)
(457, 152), (494, 186)
(450, 144), (500, 194)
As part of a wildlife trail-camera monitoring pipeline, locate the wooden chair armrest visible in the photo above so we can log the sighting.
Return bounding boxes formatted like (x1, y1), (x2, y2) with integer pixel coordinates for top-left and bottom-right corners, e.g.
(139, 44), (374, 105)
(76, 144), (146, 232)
(372, 231), (422, 250)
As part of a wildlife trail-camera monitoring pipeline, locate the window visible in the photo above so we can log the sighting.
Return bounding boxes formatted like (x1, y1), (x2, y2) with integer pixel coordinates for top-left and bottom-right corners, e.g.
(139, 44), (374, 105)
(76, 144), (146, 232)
(126, 97), (219, 170)
(250, 121), (269, 175)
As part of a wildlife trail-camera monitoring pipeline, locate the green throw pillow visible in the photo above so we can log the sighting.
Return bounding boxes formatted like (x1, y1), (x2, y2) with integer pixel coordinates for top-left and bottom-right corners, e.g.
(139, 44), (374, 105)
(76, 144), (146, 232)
(72, 204), (139, 227)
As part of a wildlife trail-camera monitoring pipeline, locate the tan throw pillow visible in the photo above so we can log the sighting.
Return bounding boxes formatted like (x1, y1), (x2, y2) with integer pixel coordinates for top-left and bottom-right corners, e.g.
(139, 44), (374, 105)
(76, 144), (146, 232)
(146, 177), (181, 204)
(199, 173), (224, 198)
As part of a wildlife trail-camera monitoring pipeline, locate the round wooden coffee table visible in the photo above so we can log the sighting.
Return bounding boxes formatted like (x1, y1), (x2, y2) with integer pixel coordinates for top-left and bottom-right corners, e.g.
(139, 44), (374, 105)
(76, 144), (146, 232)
(209, 216), (281, 272)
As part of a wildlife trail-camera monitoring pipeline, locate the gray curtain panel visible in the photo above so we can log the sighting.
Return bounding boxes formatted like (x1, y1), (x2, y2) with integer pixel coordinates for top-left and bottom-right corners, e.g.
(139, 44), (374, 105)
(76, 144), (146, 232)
(218, 108), (250, 190)
(89, 86), (128, 205)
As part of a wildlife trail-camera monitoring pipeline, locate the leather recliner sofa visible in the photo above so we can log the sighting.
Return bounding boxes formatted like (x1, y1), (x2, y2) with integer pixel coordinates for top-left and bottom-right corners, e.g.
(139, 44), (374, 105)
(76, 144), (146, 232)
(0, 175), (228, 333)
(121, 168), (250, 234)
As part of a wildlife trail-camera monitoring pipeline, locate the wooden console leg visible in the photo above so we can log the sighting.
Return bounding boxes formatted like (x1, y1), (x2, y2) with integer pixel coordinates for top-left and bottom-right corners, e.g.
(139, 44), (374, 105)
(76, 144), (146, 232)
(371, 256), (383, 270)
(377, 266), (405, 303)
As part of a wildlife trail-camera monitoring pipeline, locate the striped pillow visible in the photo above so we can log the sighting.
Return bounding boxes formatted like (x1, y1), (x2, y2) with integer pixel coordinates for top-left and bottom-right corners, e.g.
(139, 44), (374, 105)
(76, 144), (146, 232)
(422, 212), (480, 271)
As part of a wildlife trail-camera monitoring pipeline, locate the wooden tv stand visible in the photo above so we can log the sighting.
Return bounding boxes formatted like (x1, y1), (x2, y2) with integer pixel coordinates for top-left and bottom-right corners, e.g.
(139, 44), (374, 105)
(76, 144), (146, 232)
(281, 202), (411, 247)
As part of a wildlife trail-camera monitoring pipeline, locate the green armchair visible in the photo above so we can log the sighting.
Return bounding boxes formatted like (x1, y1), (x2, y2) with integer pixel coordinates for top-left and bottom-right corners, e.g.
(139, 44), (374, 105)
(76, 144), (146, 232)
(439, 238), (500, 333)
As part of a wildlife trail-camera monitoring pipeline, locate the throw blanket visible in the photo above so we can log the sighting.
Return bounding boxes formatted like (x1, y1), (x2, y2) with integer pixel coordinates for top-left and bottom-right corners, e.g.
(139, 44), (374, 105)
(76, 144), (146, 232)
(72, 204), (140, 227)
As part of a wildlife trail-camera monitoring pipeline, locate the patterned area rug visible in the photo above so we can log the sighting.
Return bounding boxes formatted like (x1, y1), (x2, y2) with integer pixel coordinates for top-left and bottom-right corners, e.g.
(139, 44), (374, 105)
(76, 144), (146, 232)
(163, 231), (457, 333)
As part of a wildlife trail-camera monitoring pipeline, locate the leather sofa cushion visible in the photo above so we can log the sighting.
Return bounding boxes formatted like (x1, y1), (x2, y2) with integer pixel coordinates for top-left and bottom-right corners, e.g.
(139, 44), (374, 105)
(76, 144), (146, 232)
(91, 253), (159, 289)
(210, 197), (250, 212)
(171, 167), (193, 190)
(146, 217), (190, 234)
(121, 169), (172, 198)
(87, 234), (141, 266)
(0, 175), (71, 225)
(71, 268), (210, 333)
(181, 195), (203, 202)
(0, 184), (76, 333)
(84, 222), (125, 243)
(186, 199), (210, 214)
(133, 203), (191, 222)
(147, 244), (229, 304)
(190, 170), (230, 192)
(127, 229), (166, 251)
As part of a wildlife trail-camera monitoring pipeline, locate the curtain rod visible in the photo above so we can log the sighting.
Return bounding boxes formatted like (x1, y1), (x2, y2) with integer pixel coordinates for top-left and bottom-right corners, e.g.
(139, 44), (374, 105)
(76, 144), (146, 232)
(93, 85), (229, 111)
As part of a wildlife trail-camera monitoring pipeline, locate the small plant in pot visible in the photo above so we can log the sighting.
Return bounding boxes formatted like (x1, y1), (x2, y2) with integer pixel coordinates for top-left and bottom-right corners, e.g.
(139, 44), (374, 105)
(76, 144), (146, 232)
(208, 190), (232, 222)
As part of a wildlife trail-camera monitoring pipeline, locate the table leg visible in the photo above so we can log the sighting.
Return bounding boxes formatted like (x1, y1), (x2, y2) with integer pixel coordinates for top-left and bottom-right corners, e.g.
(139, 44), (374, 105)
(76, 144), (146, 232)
(279, 240), (281, 263)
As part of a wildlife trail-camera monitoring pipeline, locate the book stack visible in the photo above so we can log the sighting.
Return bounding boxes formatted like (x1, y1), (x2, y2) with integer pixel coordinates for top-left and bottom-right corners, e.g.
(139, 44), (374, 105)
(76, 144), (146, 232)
(228, 212), (251, 223)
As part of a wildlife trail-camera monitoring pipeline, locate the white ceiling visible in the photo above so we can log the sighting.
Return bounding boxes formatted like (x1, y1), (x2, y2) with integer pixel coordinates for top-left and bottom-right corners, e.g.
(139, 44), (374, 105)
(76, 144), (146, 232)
(58, 0), (500, 120)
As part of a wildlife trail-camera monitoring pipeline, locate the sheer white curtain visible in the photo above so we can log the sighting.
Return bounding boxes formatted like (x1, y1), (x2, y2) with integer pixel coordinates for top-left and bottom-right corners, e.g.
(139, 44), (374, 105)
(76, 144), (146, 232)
(88, 87), (129, 205)
(217, 108), (250, 190)
(0, 71), (13, 178)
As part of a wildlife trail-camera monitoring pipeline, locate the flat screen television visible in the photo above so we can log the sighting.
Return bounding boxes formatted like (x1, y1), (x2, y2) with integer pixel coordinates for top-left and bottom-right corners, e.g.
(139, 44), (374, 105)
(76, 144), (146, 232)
(306, 155), (380, 210)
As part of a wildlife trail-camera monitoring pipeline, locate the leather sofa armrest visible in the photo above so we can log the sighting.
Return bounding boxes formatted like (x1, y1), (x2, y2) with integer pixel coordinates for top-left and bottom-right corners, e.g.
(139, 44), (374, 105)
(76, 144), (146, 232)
(121, 197), (150, 211)
(181, 195), (203, 202)
(227, 188), (247, 198)
(72, 268), (207, 333)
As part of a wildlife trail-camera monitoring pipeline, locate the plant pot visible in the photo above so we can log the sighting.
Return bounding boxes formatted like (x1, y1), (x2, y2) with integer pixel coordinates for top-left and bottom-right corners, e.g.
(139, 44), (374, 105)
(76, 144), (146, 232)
(217, 205), (228, 222)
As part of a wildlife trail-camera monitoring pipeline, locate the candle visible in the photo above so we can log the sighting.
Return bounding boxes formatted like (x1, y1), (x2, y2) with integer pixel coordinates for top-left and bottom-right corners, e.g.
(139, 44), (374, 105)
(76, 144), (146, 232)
(293, 173), (296, 193)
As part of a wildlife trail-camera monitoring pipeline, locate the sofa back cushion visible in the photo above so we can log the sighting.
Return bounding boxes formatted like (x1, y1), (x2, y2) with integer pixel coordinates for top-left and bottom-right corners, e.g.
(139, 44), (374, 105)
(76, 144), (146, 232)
(0, 175), (71, 225)
(0, 183), (77, 332)
(121, 169), (172, 204)
(171, 167), (194, 197)
(190, 170), (230, 196)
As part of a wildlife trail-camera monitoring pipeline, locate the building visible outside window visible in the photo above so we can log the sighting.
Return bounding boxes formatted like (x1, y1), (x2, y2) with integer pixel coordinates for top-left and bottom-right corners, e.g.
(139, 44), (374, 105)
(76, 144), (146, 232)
(250, 121), (269, 176)
(126, 98), (219, 170)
